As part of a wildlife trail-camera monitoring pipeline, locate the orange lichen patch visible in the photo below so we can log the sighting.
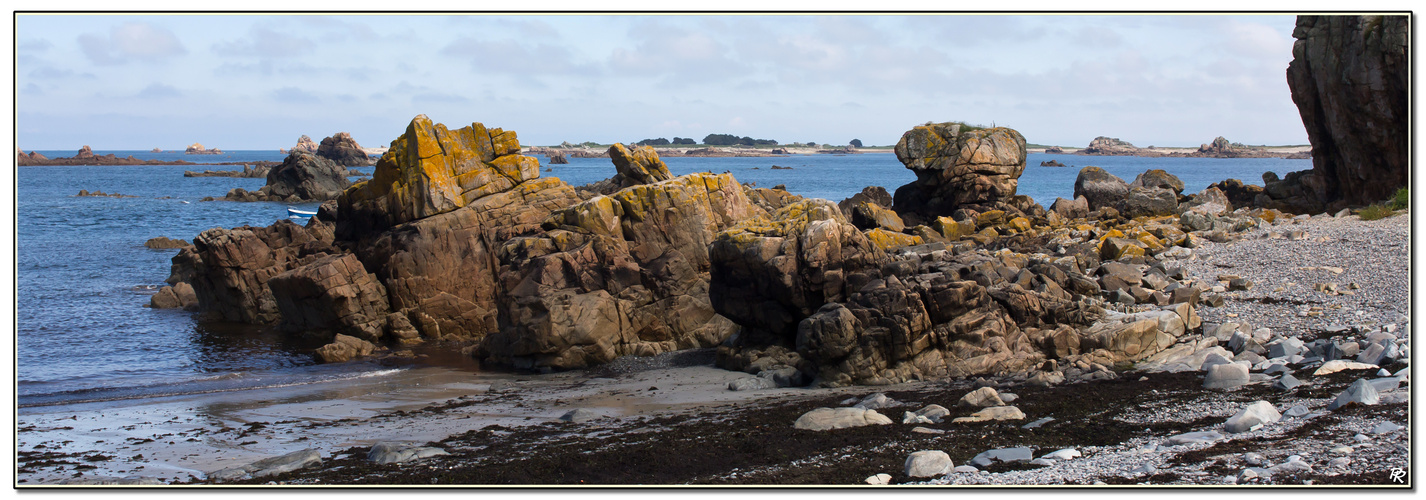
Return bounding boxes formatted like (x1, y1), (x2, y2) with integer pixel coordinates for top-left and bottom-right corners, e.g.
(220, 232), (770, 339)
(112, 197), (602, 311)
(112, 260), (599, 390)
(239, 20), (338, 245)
(864, 228), (923, 251)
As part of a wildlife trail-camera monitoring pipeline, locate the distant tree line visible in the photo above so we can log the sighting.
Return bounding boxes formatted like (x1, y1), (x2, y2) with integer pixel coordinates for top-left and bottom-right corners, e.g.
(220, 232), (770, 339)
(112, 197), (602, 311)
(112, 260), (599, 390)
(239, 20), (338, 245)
(702, 134), (778, 146)
(634, 137), (698, 146)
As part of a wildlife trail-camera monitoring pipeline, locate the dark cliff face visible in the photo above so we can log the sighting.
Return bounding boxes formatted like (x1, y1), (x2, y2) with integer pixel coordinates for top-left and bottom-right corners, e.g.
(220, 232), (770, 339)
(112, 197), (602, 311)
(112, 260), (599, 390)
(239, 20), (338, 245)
(1286, 15), (1408, 207)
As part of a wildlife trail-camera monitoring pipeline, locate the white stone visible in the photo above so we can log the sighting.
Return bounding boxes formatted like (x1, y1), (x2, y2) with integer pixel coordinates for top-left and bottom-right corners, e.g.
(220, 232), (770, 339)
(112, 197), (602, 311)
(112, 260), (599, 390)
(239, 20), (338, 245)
(952, 405), (1025, 423)
(904, 450), (954, 478)
(1041, 448), (1081, 461)
(794, 407), (894, 431)
(957, 386), (1005, 407)
(1313, 359), (1379, 376)
(1224, 400), (1282, 433)
(865, 473), (892, 485)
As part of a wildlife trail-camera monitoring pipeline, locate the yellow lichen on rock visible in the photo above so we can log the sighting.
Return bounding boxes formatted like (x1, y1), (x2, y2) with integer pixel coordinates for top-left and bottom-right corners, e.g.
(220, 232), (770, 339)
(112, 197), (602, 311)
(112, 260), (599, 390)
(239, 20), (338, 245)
(864, 228), (923, 250)
(339, 114), (540, 230)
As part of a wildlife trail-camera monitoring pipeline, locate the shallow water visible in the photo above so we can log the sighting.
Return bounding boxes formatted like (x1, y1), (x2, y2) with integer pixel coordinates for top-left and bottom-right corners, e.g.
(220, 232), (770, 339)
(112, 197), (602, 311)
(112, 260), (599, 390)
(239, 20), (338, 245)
(15, 149), (1312, 408)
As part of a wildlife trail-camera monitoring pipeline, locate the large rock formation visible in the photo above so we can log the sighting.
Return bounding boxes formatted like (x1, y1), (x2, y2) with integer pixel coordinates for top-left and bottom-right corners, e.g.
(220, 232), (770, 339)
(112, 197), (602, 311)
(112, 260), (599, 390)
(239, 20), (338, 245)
(173, 115), (765, 369)
(891, 123), (1033, 224)
(1077, 137), (1157, 156)
(317, 132), (373, 167)
(577, 143), (674, 195)
(186, 143), (223, 155)
(339, 115), (541, 235)
(1285, 15), (1408, 208)
(265, 151), (352, 201)
(291, 135), (319, 154)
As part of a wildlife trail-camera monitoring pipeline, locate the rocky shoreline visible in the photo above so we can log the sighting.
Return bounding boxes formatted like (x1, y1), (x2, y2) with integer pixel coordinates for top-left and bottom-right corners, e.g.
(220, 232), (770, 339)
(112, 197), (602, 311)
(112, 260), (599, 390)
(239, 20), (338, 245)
(18, 209), (1409, 485)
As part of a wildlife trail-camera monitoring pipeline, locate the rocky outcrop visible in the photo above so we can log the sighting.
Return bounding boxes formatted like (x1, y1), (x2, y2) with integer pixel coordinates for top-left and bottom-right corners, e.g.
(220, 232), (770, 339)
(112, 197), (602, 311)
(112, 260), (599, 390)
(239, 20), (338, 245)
(577, 144), (674, 196)
(292, 135), (319, 153)
(266, 151), (351, 200)
(20, 147), (192, 166)
(891, 122), (1032, 224)
(269, 253), (390, 341)
(317, 132), (373, 167)
(1286, 15), (1408, 209)
(219, 152), (350, 202)
(186, 143), (223, 155)
(549, 153), (569, 164)
(1077, 137), (1156, 156)
(185, 164), (272, 178)
(338, 115), (540, 235)
(1073, 167), (1186, 219)
(145, 236), (190, 249)
(149, 282), (198, 310)
(178, 219), (338, 324)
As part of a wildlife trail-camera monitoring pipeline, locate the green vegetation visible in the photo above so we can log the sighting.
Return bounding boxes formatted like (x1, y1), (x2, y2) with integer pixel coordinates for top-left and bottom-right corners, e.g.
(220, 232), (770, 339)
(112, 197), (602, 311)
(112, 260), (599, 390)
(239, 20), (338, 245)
(849, 139), (863, 148)
(635, 138), (671, 146)
(1390, 187), (1409, 210)
(1358, 204), (1395, 221)
(702, 134), (778, 146)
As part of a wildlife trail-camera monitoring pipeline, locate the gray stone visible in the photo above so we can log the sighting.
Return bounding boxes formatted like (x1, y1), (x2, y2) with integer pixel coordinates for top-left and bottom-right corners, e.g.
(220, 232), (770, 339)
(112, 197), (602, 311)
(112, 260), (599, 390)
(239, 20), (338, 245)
(902, 404), (951, 424)
(1327, 379), (1380, 410)
(794, 407), (893, 431)
(559, 408), (600, 423)
(1203, 363), (1250, 389)
(911, 426), (946, 434)
(367, 442), (450, 464)
(1357, 343), (1387, 365)
(904, 450), (954, 478)
(1225, 401), (1282, 433)
(1164, 431), (1224, 446)
(758, 366), (806, 387)
(999, 392), (1019, 403)
(952, 406), (1026, 423)
(1284, 405), (1311, 418)
(970, 447), (1033, 467)
(852, 392), (900, 410)
(1273, 373), (1303, 391)
(953, 465), (979, 473)
(728, 377), (778, 391)
(1268, 338), (1305, 359)
(1130, 464), (1158, 475)
(210, 448), (324, 480)
(1372, 421), (1402, 434)
(1235, 351), (1266, 365)
(1022, 417), (1055, 429)
(1041, 448), (1081, 461)
(1263, 363), (1292, 375)
(1369, 377), (1400, 393)
(1030, 458), (1055, 466)
(1200, 353), (1234, 371)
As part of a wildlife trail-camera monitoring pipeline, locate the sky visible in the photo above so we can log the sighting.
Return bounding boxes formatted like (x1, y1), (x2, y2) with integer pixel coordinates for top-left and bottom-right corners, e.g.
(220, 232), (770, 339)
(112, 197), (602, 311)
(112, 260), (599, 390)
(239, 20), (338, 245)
(15, 12), (1318, 150)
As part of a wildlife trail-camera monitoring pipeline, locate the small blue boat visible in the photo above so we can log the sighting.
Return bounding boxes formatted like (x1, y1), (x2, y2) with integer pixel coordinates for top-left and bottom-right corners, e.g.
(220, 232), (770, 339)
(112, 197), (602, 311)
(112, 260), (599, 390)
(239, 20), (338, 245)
(288, 207), (318, 218)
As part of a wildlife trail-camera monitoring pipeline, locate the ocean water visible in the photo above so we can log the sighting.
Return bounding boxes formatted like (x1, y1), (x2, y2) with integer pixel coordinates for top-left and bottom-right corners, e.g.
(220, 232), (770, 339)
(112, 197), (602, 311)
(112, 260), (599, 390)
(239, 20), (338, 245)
(14, 149), (1313, 409)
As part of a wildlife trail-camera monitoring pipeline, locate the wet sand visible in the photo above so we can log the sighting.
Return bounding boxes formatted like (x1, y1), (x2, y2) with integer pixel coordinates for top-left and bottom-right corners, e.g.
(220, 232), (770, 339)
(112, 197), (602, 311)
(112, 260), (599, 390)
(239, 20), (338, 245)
(14, 353), (856, 485)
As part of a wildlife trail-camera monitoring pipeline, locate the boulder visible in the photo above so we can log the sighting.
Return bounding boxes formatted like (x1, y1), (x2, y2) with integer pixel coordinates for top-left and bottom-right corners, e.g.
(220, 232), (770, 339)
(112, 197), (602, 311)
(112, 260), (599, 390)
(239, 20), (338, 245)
(957, 386), (1005, 407)
(268, 253), (390, 341)
(317, 132), (372, 166)
(183, 220), (338, 324)
(793, 407), (893, 431)
(264, 151), (352, 202)
(1204, 362), (1250, 389)
(904, 451), (954, 478)
(891, 122), (1028, 220)
(208, 449), (322, 481)
(367, 442), (450, 464)
(969, 447), (1032, 467)
(952, 405), (1025, 423)
(314, 334), (376, 363)
(1286, 15), (1408, 208)
(1225, 401), (1282, 433)
(1327, 378), (1379, 410)
(1072, 167), (1129, 212)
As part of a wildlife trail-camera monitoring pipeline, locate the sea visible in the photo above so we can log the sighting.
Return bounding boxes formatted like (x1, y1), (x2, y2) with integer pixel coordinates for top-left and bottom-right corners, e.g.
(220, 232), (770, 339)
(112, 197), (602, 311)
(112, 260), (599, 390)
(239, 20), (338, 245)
(14, 149), (1314, 410)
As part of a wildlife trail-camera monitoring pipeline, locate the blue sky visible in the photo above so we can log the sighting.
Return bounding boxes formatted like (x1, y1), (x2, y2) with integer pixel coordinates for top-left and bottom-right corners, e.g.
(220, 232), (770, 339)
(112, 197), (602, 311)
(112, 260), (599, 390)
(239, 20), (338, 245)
(16, 13), (1316, 150)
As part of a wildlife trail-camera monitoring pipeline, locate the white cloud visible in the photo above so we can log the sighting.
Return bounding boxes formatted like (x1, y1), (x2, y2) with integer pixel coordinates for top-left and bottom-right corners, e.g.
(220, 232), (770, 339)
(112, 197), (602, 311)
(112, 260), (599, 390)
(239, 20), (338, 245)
(213, 26), (315, 58)
(272, 87), (319, 103)
(440, 37), (600, 76)
(137, 83), (181, 99)
(77, 22), (186, 65)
